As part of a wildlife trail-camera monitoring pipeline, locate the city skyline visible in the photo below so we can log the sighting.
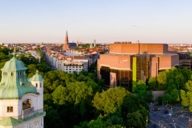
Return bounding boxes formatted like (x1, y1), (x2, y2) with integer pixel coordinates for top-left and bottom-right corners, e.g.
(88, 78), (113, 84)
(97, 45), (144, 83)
(0, 0), (192, 43)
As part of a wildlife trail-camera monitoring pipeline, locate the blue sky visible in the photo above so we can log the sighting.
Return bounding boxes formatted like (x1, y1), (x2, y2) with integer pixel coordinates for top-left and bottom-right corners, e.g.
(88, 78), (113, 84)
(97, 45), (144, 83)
(0, 0), (192, 43)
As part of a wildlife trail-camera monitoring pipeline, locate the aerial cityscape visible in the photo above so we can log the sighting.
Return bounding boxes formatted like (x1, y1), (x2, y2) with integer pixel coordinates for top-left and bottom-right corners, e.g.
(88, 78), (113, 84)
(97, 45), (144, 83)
(0, 0), (192, 128)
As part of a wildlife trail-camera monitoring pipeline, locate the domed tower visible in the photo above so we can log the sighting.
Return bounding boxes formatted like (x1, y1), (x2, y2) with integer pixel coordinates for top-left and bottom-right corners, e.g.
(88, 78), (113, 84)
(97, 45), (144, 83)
(0, 56), (45, 128)
(30, 70), (44, 110)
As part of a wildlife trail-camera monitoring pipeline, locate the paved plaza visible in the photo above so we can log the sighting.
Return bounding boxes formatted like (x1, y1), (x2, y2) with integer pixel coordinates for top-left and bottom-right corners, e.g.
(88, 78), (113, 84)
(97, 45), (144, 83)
(148, 104), (192, 128)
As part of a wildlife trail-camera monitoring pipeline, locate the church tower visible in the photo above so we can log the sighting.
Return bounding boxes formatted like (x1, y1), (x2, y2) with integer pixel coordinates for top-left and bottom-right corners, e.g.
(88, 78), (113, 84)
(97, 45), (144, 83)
(63, 31), (69, 51)
(0, 57), (45, 128)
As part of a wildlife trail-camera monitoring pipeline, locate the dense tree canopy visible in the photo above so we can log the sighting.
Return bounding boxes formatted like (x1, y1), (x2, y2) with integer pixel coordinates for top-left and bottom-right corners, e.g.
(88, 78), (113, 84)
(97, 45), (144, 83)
(43, 70), (100, 128)
(93, 87), (129, 114)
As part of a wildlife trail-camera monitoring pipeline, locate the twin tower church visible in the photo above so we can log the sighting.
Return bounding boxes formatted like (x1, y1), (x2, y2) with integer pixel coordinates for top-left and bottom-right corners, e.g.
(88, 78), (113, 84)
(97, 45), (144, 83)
(0, 56), (45, 128)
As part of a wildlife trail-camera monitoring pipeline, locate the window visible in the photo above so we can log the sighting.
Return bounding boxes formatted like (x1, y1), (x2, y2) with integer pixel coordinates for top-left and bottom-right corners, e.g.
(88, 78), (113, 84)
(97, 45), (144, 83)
(40, 83), (42, 88)
(22, 99), (32, 110)
(7, 106), (13, 112)
(36, 83), (38, 88)
(11, 72), (14, 76)
(3, 72), (7, 76)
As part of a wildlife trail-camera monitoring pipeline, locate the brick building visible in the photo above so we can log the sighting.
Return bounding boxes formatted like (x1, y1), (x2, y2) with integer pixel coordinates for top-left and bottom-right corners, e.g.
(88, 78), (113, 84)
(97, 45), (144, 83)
(97, 42), (179, 88)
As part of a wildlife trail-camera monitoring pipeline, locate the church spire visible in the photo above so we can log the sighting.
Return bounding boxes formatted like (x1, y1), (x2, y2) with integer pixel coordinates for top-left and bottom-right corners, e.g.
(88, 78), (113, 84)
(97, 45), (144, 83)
(65, 31), (69, 44)
(63, 31), (69, 51)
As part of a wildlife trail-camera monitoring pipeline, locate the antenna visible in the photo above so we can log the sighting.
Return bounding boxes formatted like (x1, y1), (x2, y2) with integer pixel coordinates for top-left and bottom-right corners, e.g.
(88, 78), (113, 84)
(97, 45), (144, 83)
(138, 40), (140, 54)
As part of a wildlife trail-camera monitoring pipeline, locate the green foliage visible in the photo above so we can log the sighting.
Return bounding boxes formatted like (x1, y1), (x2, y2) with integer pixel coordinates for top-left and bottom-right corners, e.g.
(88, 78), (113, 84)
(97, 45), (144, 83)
(180, 80), (192, 111)
(17, 51), (51, 77)
(156, 68), (192, 91)
(148, 77), (157, 90)
(90, 88), (148, 128)
(27, 64), (37, 77)
(52, 82), (93, 106)
(180, 90), (189, 107)
(75, 113), (125, 128)
(162, 89), (179, 104)
(155, 68), (192, 104)
(121, 95), (149, 128)
(185, 80), (192, 91)
(133, 80), (152, 102)
(126, 111), (145, 128)
(187, 92), (192, 112)
(43, 70), (100, 128)
(52, 85), (66, 105)
(17, 54), (38, 65)
(93, 87), (129, 114)
(88, 118), (107, 128)
(157, 71), (167, 88)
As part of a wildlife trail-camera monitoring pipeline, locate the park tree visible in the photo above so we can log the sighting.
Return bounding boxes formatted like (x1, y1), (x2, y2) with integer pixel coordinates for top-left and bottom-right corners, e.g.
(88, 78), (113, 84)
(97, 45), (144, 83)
(93, 87), (129, 114)
(148, 77), (157, 90)
(126, 111), (145, 128)
(133, 80), (152, 102)
(121, 95), (148, 128)
(180, 90), (189, 107)
(75, 113), (125, 128)
(157, 71), (167, 88)
(43, 70), (100, 128)
(181, 80), (192, 111)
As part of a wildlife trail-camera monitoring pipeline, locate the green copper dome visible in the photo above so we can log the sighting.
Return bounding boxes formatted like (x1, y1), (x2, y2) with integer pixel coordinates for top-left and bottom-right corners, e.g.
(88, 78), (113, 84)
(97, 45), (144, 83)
(1, 57), (27, 72)
(30, 70), (43, 81)
(0, 57), (37, 99)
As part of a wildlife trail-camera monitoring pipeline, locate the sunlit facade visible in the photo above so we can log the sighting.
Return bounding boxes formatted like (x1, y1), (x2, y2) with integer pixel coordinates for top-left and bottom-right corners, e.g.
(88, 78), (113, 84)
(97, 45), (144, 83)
(97, 42), (179, 88)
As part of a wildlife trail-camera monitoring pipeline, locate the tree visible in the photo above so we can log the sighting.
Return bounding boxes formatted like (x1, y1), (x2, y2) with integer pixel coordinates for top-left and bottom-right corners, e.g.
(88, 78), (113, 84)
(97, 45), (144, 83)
(43, 70), (100, 128)
(162, 89), (179, 104)
(180, 80), (192, 111)
(93, 87), (129, 114)
(180, 90), (189, 107)
(75, 113), (125, 128)
(156, 68), (192, 104)
(157, 71), (167, 88)
(121, 95), (148, 128)
(52, 85), (66, 105)
(133, 80), (152, 102)
(148, 77), (157, 90)
(126, 111), (144, 128)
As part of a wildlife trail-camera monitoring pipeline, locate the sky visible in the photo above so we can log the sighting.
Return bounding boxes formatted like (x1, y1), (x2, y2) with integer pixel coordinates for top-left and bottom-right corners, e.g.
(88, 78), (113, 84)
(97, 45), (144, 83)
(0, 0), (192, 43)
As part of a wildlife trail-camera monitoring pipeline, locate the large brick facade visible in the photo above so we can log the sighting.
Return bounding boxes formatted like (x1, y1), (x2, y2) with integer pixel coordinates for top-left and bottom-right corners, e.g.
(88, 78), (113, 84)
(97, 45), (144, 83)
(97, 42), (179, 87)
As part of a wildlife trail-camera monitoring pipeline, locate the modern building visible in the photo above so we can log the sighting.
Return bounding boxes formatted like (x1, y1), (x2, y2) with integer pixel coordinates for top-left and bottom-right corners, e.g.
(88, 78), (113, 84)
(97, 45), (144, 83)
(0, 57), (45, 128)
(97, 42), (179, 88)
(178, 52), (192, 69)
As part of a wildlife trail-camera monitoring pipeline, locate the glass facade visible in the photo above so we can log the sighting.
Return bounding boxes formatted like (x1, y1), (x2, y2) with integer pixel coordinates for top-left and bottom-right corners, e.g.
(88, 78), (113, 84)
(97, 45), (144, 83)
(100, 66), (132, 89)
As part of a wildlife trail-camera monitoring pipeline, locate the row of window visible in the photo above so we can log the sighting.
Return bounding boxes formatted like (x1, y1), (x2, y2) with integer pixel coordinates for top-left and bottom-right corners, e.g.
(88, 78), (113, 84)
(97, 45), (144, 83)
(3, 72), (24, 77)
(3, 72), (14, 76)
(64, 66), (83, 69)
(35, 83), (42, 88)
(63, 65), (83, 68)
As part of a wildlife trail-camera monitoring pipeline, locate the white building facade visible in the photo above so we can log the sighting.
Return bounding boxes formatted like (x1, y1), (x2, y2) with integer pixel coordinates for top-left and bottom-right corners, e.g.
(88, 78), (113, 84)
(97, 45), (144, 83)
(46, 53), (89, 73)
